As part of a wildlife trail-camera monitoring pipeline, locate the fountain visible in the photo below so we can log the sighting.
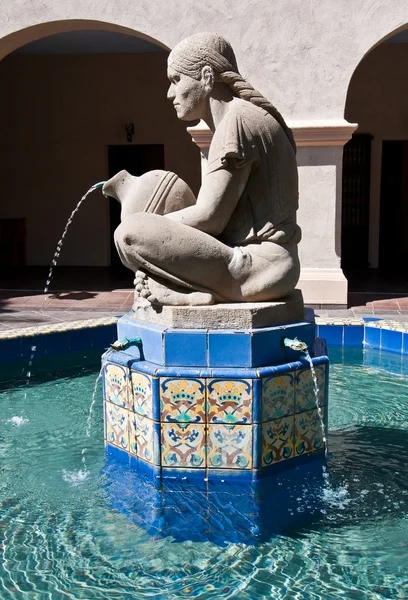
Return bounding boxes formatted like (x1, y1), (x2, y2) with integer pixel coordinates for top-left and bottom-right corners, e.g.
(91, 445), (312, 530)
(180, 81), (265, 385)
(100, 32), (329, 482)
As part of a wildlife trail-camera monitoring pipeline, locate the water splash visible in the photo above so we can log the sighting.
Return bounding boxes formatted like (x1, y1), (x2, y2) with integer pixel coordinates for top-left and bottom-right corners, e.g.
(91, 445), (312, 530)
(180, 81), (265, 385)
(23, 345), (36, 403)
(6, 416), (29, 427)
(62, 469), (89, 486)
(303, 349), (328, 457)
(81, 366), (104, 469)
(42, 181), (106, 297)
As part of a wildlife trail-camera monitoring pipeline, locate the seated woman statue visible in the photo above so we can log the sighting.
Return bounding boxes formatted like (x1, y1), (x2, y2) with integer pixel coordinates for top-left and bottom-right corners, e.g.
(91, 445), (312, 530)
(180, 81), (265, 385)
(103, 32), (301, 307)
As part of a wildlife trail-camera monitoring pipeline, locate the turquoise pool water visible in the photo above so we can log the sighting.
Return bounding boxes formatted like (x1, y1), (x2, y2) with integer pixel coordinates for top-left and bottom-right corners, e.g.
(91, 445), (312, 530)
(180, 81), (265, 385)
(1, 349), (408, 599)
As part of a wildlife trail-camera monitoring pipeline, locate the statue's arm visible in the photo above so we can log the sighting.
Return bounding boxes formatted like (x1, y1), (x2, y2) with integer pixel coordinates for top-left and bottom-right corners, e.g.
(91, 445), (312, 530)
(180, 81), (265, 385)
(165, 162), (251, 236)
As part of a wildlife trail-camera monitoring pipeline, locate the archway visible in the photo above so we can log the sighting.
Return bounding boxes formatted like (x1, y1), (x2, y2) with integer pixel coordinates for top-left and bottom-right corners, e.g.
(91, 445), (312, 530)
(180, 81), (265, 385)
(342, 24), (408, 290)
(0, 21), (200, 289)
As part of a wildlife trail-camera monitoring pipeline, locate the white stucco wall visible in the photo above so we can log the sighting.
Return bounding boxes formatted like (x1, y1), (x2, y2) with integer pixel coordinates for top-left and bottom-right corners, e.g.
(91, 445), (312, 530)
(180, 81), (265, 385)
(0, 52), (200, 266)
(0, 0), (406, 301)
(0, 1), (406, 120)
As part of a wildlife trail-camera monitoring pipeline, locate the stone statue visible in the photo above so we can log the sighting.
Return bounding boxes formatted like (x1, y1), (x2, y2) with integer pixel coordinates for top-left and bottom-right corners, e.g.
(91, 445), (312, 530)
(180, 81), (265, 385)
(103, 32), (301, 308)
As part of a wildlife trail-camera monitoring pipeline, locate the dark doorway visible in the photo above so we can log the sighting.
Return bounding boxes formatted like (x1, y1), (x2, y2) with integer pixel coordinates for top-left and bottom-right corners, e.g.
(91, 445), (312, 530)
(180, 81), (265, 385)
(107, 145), (165, 271)
(341, 134), (372, 269)
(379, 141), (408, 273)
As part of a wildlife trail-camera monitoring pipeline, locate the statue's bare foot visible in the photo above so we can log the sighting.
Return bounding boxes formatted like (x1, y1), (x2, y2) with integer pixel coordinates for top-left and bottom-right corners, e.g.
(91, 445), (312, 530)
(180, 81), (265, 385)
(134, 270), (214, 307)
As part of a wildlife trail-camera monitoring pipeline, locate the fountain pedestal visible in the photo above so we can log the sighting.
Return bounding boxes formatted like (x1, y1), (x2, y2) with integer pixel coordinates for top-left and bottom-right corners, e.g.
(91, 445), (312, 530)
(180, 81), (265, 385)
(102, 301), (328, 482)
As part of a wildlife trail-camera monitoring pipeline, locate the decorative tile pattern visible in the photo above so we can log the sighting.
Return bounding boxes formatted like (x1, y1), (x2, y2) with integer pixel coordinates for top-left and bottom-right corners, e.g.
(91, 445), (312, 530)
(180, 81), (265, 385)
(105, 364), (130, 408)
(261, 374), (294, 421)
(262, 416), (294, 466)
(207, 424), (252, 469)
(105, 404), (130, 451)
(207, 379), (252, 424)
(132, 372), (153, 418)
(295, 407), (326, 455)
(295, 366), (326, 413)
(0, 316), (118, 340)
(161, 423), (206, 468)
(131, 414), (156, 464)
(160, 378), (205, 423)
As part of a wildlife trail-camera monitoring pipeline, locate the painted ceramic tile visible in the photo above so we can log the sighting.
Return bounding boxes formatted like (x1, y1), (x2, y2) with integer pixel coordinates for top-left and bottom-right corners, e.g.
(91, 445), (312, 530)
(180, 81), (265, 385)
(130, 414), (156, 464)
(105, 403), (130, 451)
(207, 424), (252, 469)
(160, 378), (205, 423)
(207, 379), (252, 424)
(104, 363), (130, 408)
(132, 372), (153, 418)
(262, 374), (294, 421)
(262, 416), (294, 466)
(295, 366), (326, 413)
(295, 407), (326, 455)
(161, 423), (206, 468)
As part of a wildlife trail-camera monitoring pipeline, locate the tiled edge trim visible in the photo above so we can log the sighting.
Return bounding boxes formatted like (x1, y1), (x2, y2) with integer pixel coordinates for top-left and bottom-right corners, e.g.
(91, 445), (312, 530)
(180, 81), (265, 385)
(0, 316), (118, 339)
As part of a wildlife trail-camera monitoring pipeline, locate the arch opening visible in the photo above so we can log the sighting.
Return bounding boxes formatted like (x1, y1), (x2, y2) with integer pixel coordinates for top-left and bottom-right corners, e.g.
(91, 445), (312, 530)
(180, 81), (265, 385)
(0, 22), (200, 288)
(341, 24), (408, 298)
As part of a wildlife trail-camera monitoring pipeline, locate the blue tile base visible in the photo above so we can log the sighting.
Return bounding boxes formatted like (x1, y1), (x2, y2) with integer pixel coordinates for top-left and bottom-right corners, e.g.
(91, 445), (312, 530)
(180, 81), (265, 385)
(116, 312), (315, 368)
(103, 332), (329, 481)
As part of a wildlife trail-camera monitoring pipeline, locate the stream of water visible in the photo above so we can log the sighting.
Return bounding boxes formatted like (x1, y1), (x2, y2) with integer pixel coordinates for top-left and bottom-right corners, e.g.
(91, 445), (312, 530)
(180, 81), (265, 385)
(43, 181), (106, 295)
(303, 349), (328, 456)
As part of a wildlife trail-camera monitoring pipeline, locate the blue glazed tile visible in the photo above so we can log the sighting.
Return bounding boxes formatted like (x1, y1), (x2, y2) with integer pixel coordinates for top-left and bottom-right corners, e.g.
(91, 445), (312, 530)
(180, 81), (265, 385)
(22, 335), (46, 359)
(105, 443), (130, 465)
(206, 468), (253, 484)
(117, 318), (165, 364)
(91, 325), (117, 351)
(134, 455), (161, 478)
(0, 338), (21, 362)
(403, 333), (408, 356)
(342, 347), (364, 365)
(316, 325), (343, 347)
(138, 326), (164, 365)
(343, 326), (364, 348)
(151, 376), (160, 422)
(363, 348), (381, 369)
(208, 367), (257, 379)
(283, 323), (315, 362)
(364, 326), (381, 350)
(381, 329), (403, 354)
(161, 467), (207, 484)
(252, 378), (262, 423)
(69, 328), (92, 352)
(253, 422), (261, 469)
(378, 351), (402, 376)
(163, 330), (207, 367)
(314, 337), (328, 358)
(251, 328), (285, 367)
(208, 331), (251, 367)
(46, 331), (70, 355)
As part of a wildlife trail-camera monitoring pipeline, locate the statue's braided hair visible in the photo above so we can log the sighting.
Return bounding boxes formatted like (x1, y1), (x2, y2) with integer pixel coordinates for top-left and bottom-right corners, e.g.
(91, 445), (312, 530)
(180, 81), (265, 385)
(168, 33), (296, 153)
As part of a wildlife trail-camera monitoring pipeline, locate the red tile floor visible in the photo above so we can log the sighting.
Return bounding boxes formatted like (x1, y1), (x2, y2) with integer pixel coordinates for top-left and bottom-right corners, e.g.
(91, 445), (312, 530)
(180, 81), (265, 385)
(1, 266), (408, 330)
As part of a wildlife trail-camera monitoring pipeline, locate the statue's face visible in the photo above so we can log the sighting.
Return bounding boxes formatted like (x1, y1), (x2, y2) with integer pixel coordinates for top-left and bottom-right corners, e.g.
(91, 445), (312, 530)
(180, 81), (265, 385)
(167, 66), (209, 121)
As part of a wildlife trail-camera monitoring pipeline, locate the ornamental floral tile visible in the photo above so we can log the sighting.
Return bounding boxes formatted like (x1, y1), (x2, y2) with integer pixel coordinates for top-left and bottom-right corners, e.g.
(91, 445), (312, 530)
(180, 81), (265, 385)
(207, 424), (252, 469)
(295, 407), (326, 455)
(295, 366), (326, 413)
(161, 423), (206, 468)
(261, 374), (294, 421)
(105, 403), (130, 451)
(207, 379), (252, 424)
(104, 363), (130, 408)
(160, 378), (205, 423)
(132, 372), (153, 418)
(130, 414), (157, 464)
(262, 416), (294, 466)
